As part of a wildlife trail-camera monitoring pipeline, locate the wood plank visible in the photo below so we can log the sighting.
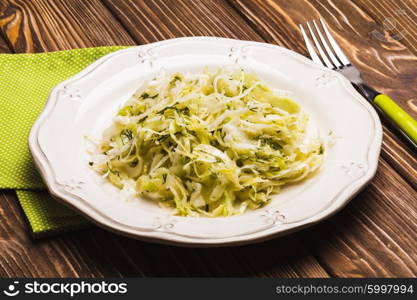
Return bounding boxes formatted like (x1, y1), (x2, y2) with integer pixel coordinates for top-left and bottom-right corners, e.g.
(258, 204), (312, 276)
(0, 0), (328, 277)
(0, 0), (136, 52)
(0, 190), (158, 277)
(381, 128), (417, 190)
(227, 237), (329, 277)
(353, 0), (417, 58)
(102, 0), (260, 43)
(304, 159), (417, 277)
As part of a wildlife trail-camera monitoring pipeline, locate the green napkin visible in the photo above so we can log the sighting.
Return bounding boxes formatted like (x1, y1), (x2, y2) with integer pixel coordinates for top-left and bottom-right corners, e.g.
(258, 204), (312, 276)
(0, 46), (128, 238)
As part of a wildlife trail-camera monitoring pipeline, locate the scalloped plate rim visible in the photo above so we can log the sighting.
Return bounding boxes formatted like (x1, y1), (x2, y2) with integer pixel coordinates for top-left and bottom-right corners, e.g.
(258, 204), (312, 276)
(28, 37), (382, 246)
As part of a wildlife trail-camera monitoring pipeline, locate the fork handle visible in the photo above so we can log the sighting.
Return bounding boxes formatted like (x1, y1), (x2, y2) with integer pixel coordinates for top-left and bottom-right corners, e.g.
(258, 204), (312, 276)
(374, 94), (417, 144)
(353, 83), (417, 152)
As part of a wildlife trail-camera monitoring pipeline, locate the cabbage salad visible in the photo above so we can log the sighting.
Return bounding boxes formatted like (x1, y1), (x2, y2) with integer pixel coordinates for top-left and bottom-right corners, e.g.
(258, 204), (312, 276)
(89, 68), (324, 217)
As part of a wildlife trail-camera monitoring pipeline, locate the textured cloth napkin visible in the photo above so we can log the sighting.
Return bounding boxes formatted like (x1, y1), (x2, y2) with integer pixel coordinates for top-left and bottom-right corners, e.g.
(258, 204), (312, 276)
(0, 46), (128, 238)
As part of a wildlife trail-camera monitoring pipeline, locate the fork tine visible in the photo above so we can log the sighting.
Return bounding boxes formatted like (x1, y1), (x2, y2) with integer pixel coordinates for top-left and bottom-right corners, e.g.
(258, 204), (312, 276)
(312, 20), (342, 69)
(320, 19), (351, 66)
(299, 24), (323, 66)
(306, 21), (334, 69)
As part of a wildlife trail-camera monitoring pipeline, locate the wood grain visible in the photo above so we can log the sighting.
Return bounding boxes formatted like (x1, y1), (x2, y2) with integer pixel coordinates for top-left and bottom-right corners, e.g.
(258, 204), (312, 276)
(304, 159), (417, 277)
(0, 190), (330, 277)
(0, 0), (136, 52)
(353, 0), (417, 58)
(381, 127), (417, 190)
(0, 0), (416, 278)
(102, 0), (260, 43)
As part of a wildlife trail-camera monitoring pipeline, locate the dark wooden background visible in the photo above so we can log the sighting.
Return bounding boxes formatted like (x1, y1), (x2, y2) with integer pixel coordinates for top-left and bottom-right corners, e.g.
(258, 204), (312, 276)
(0, 0), (416, 278)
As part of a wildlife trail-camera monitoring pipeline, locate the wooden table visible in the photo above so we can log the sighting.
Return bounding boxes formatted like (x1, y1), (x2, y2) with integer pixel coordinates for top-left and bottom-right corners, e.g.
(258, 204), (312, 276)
(0, 0), (416, 278)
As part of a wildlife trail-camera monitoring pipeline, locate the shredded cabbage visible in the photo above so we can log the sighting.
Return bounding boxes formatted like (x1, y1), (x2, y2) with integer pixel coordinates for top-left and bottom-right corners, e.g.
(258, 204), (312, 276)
(90, 68), (324, 217)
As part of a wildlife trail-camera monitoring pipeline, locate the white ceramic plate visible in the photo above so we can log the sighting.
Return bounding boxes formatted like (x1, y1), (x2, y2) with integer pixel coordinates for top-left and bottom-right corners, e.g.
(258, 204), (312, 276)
(29, 37), (382, 246)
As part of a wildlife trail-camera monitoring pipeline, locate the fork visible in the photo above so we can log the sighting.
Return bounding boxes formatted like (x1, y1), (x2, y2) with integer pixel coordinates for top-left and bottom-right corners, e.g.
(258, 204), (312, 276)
(300, 19), (417, 151)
